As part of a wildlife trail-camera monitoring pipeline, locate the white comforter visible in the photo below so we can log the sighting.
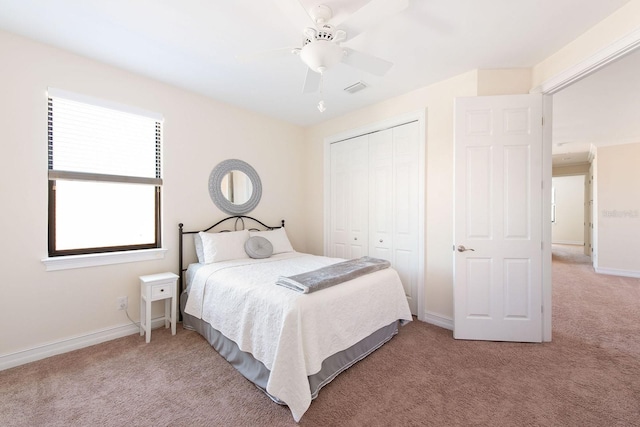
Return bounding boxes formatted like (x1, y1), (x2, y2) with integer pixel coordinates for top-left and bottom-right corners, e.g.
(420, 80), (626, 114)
(184, 252), (412, 422)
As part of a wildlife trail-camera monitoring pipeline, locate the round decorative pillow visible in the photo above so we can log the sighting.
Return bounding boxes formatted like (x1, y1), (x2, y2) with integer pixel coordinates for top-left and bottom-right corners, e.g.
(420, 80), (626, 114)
(244, 236), (273, 259)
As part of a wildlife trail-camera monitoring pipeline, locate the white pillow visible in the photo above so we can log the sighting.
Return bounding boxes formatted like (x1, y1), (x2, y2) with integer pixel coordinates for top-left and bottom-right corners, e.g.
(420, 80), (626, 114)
(249, 227), (294, 254)
(194, 233), (205, 263)
(199, 229), (250, 264)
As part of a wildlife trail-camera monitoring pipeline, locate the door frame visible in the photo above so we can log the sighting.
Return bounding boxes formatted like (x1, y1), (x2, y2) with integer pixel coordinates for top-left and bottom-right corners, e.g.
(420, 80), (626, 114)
(532, 27), (640, 342)
(323, 110), (427, 321)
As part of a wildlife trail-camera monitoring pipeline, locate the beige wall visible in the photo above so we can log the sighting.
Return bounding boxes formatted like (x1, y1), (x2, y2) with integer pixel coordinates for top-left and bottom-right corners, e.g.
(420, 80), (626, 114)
(595, 142), (640, 274)
(477, 68), (532, 96)
(553, 163), (590, 176)
(0, 30), (306, 357)
(552, 175), (585, 245)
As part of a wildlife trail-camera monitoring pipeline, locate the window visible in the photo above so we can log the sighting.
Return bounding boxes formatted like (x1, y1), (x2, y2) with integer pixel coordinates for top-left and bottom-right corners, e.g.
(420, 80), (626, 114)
(47, 88), (163, 257)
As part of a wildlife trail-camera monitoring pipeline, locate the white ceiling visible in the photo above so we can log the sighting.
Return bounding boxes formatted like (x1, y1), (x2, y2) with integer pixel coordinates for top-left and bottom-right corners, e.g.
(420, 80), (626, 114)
(0, 0), (632, 128)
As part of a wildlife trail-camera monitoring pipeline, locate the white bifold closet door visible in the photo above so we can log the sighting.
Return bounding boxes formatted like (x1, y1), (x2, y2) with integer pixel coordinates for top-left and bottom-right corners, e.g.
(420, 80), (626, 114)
(330, 134), (369, 259)
(329, 121), (419, 314)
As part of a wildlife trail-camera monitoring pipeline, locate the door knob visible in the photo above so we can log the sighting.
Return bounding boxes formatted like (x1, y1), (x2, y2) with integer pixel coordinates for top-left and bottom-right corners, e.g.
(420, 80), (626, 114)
(457, 245), (475, 252)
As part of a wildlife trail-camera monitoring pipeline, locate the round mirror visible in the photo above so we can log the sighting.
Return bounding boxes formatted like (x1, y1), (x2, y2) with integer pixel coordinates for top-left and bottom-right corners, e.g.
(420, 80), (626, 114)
(209, 159), (261, 215)
(220, 170), (253, 205)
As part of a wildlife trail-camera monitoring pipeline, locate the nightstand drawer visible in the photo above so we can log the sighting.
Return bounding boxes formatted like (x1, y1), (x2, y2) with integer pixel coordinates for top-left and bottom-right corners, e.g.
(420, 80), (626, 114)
(151, 283), (172, 300)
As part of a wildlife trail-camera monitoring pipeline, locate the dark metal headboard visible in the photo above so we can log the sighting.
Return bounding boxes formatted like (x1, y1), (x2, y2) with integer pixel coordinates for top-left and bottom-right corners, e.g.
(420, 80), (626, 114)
(178, 215), (285, 294)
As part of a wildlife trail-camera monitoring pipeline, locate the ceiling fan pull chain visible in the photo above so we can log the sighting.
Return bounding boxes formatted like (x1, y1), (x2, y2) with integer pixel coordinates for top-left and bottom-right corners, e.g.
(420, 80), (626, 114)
(317, 71), (326, 113)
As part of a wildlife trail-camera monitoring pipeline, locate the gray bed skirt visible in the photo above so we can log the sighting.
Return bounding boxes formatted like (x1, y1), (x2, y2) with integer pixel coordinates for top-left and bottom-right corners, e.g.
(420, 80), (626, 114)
(180, 291), (400, 405)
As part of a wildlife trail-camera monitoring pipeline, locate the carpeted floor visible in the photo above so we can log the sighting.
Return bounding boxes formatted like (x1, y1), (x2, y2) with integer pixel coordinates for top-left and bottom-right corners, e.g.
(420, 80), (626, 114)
(1, 245), (639, 426)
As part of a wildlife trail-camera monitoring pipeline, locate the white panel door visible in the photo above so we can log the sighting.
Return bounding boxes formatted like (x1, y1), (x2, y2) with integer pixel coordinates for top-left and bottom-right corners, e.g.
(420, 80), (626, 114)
(368, 128), (393, 262)
(454, 94), (543, 342)
(347, 136), (369, 258)
(392, 122), (420, 315)
(330, 135), (369, 259)
(330, 140), (349, 258)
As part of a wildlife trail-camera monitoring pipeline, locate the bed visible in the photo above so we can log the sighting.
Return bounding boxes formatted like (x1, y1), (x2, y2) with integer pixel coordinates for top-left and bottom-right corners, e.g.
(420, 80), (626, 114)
(178, 216), (412, 422)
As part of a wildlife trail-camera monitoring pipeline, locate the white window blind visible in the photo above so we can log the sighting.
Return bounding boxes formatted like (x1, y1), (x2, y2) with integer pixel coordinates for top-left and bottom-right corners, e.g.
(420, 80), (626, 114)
(47, 89), (162, 185)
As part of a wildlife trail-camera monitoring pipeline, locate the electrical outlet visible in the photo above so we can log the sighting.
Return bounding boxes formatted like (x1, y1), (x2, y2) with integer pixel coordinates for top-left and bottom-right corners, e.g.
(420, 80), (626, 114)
(116, 296), (128, 311)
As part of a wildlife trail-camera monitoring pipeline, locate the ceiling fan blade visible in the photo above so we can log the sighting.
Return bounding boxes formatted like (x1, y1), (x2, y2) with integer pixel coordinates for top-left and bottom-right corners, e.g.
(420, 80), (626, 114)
(339, 0), (409, 40)
(235, 47), (298, 63)
(302, 68), (321, 93)
(273, 0), (316, 30)
(342, 48), (393, 76)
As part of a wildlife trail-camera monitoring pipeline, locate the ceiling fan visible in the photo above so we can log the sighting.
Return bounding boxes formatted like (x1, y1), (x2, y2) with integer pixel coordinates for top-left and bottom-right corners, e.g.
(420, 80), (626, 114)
(247, 0), (409, 94)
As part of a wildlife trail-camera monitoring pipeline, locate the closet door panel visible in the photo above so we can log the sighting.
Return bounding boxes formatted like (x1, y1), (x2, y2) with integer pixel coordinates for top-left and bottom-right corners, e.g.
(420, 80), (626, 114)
(392, 122), (420, 313)
(330, 141), (349, 258)
(347, 136), (369, 258)
(395, 249), (414, 296)
(369, 129), (393, 261)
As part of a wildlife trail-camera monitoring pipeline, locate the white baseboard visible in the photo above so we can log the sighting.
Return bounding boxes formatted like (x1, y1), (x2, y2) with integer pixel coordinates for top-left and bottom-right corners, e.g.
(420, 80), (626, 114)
(595, 267), (640, 279)
(422, 311), (454, 331)
(552, 240), (584, 246)
(0, 317), (167, 371)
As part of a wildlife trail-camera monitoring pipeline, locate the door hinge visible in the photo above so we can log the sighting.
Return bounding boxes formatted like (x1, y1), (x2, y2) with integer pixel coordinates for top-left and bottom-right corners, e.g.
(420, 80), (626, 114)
(542, 116), (545, 126)
(541, 305), (544, 313)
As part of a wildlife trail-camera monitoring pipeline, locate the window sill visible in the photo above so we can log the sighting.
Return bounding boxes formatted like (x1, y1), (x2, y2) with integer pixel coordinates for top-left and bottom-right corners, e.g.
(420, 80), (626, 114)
(42, 248), (168, 271)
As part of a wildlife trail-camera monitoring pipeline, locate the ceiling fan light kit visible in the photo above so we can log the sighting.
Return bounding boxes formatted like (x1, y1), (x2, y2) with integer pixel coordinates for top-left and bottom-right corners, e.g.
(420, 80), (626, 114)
(300, 39), (345, 74)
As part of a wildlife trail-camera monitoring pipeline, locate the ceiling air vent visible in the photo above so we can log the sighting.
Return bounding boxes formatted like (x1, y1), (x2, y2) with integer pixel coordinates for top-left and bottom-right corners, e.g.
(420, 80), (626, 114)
(343, 81), (368, 94)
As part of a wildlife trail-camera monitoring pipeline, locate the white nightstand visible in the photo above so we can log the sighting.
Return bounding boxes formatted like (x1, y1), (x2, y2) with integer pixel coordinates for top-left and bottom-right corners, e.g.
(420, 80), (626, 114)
(139, 272), (179, 343)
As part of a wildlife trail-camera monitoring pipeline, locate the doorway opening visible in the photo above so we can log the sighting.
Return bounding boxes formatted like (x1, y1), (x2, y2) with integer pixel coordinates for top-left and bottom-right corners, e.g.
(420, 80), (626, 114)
(545, 35), (640, 341)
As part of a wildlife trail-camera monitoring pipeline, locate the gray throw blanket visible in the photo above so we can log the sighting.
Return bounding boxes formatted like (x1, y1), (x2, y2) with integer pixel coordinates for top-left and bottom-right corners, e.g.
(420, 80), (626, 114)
(276, 256), (391, 294)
